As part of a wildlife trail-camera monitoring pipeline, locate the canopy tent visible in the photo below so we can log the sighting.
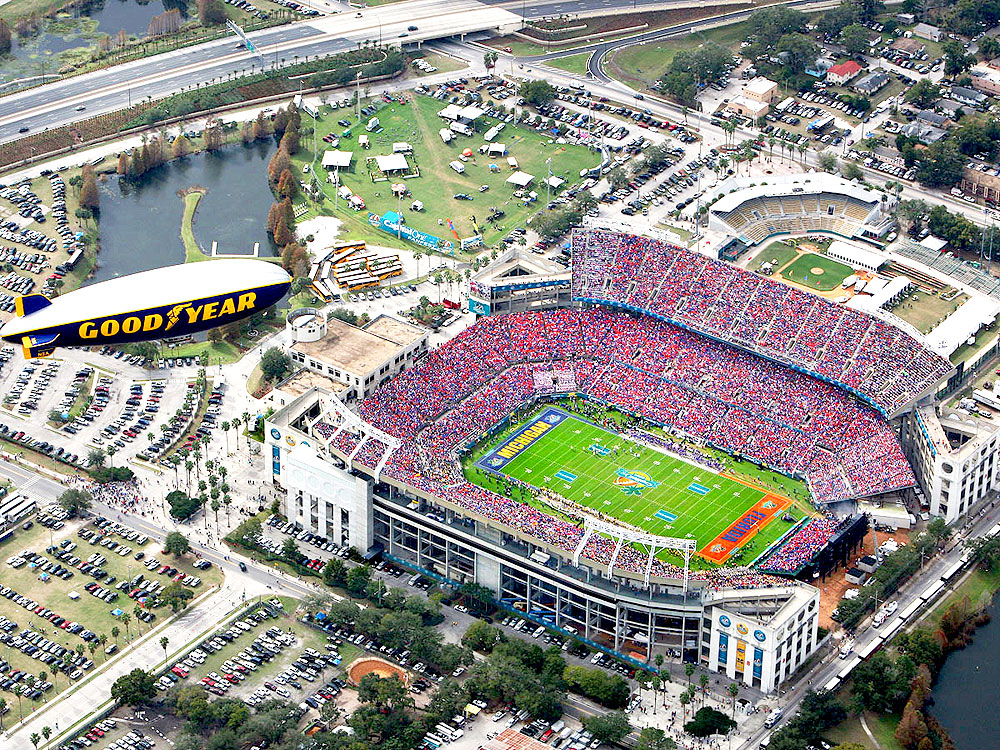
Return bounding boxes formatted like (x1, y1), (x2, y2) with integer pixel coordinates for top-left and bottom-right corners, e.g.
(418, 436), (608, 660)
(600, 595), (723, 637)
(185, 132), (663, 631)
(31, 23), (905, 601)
(506, 170), (535, 187)
(438, 104), (463, 120)
(545, 175), (565, 188)
(321, 150), (354, 169)
(375, 154), (409, 173)
(487, 143), (507, 156)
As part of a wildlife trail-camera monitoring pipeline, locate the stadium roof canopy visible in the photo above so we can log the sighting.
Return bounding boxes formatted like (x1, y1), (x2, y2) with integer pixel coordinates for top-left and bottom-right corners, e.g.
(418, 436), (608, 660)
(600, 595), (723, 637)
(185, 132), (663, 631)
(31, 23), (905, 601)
(925, 296), (1000, 356)
(827, 240), (887, 272)
(709, 172), (882, 215)
(506, 171), (534, 187)
(375, 154), (409, 173)
(321, 150), (353, 169)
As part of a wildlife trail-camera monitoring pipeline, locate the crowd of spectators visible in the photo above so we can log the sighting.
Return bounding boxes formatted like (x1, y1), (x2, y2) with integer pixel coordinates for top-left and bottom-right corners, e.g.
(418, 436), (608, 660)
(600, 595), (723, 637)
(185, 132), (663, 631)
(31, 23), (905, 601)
(571, 231), (952, 415)
(303, 306), (919, 585)
(756, 518), (842, 575)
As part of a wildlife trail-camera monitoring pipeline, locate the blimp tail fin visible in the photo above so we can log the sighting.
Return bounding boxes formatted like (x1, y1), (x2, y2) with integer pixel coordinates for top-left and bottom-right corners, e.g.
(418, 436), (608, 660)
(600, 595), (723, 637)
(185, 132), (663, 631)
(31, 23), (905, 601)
(14, 294), (51, 318)
(21, 333), (58, 360)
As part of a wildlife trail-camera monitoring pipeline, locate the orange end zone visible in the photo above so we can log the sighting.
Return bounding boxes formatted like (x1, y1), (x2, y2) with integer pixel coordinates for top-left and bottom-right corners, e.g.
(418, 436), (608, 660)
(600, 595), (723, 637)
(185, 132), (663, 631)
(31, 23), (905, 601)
(699, 492), (791, 564)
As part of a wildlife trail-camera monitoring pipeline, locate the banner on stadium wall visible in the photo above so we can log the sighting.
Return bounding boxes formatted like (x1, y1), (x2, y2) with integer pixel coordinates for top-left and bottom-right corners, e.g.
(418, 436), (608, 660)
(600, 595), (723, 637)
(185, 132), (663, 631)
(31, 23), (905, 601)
(461, 234), (483, 251)
(368, 211), (454, 252)
(477, 407), (568, 470)
(718, 633), (729, 665)
(753, 647), (763, 679)
(735, 640), (746, 672)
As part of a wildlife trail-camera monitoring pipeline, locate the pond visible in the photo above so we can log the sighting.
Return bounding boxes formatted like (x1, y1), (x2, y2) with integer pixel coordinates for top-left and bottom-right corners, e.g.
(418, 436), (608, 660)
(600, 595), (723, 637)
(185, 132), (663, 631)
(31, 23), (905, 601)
(0, 0), (189, 88)
(93, 140), (279, 284)
(931, 599), (1000, 749)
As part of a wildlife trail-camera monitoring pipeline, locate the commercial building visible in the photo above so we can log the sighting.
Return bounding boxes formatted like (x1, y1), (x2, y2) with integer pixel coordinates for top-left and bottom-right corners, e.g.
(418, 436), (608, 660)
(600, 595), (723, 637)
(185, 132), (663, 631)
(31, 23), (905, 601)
(742, 77), (779, 104)
(265, 387), (821, 694)
(912, 23), (942, 42)
(891, 38), (926, 58)
(853, 70), (890, 95)
(726, 96), (770, 120)
(968, 65), (1000, 97)
(286, 312), (427, 402)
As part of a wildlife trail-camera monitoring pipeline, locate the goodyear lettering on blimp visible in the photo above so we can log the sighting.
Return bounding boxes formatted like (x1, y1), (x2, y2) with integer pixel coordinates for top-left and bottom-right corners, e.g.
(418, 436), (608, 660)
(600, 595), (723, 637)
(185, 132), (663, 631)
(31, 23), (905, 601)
(77, 292), (258, 340)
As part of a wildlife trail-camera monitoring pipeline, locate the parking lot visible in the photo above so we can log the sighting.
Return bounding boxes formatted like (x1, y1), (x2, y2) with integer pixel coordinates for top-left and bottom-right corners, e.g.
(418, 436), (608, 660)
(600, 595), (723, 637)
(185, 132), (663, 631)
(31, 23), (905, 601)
(0, 343), (231, 472)
(0, 511), (221, 720)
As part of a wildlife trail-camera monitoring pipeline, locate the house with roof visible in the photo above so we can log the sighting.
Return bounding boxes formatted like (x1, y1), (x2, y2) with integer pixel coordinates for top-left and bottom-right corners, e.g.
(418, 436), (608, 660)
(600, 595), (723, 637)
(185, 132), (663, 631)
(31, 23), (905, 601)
(951, 86), (988, 108)
(891, 37), (926, 58)
(912, 23), (942, 42)
(901, 121), (947, 144)
(827, 60), (863, 86)
(915, 110), (950, 128)
(853, 70), (890, 95)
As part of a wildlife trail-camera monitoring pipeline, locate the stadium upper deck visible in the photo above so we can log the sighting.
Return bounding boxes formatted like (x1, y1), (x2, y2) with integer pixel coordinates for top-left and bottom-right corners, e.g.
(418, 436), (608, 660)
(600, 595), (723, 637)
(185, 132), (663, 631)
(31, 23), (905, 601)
(571, 230), (953, 417)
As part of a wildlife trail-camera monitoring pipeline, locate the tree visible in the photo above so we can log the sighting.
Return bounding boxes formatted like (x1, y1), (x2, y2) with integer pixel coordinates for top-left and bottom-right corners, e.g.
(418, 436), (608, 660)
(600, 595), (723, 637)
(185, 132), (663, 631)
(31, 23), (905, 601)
(728, 682), (739, 718)
(979, 34), (1000, 62)
(583, 711), (631, 744)
(842, 161), (864, 181)
(776, 33), (819, 76)
(260, 347), (292, 381)
(637, 727), (676, 750)
(840, 23), (869, 56)
(58, 488), (92, 516)
(167, 490), (201, 521)
(172, 134), (191, 159)
(277, 168), (299, 200)
(0, 697), (6, 730)
(272, 213), (292, 247)
(268, 146), (292, 184)
(110, 669), (157, 706)
(30, 733), (40, 750)
(895, 699), (929, 749)
(684, 707), (736, 738)
(79, 166), (100, 211)
(0, 19), (12, 56)
(916, 140), (965, 188)
(87, 447), (106, 468)
(282, 536), (300, 562)
(944, 40), (973, 76)
(164, 531), (191, 556)
(905, 79), (941, 109)
(518, 80), (555, 107)
(42, 727), (51, 745)
(197, 0), (226, 26)
(462, 621), (505, 653)
(483, 51), (498, 70)
(684, 662), (695, 685)
(161, 582), (193, 612)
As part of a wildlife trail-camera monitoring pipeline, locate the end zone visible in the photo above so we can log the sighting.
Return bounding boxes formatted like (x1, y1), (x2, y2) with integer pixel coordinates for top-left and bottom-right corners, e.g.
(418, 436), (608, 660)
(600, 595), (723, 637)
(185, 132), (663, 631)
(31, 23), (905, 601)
(699, 492), (791, 564)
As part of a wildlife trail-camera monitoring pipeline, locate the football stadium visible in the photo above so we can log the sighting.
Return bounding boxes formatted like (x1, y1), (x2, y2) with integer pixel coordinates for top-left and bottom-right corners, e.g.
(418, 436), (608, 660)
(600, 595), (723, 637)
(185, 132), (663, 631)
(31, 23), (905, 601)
(265, 225), (954, 695)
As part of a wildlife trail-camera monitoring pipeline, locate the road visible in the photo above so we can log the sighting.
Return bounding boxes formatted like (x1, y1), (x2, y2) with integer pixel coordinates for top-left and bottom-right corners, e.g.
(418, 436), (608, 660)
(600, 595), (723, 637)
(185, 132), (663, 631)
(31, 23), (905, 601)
(741, 500), (1000, 749)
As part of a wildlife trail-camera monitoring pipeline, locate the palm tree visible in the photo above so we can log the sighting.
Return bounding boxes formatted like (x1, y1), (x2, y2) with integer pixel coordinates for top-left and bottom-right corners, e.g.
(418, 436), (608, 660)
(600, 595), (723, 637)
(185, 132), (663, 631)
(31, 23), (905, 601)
(768, 136), (776, 163)
(133, 606), (144, 634)
(120, 613), (131, 640)
(42, 726), (51, 746)
(698, 673), (709, 705)
(684, 662), (695, 687)
(223, 493), (232, 519)
(212, 498), (221, 529)
(37, 671), (47, 701)
(160, 636), (169, 668)
(221, 420), (230, 453)
(111, 625), (120, 646)
(107, 445), (117, 467)
(651, 675), (660, 714)
(30, 732), (40, 750)
(679, 690), (691, 719)
(241, 411), (252, 449)
(184, 460), (194, 494)
(728, 682), (739, 719)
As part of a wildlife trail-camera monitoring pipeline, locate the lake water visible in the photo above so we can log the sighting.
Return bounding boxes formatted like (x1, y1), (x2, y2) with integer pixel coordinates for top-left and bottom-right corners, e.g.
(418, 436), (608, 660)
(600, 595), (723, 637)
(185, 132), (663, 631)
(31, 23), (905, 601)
(1, 0), (189, 86)
(94, 141), (278, 284)
(931, 599), (1000, 749)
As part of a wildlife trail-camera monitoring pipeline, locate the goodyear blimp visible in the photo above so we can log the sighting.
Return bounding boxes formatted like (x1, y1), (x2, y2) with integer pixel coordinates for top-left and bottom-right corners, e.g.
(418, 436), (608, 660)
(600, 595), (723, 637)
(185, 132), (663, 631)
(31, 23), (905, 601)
(0, 259), (291, 359)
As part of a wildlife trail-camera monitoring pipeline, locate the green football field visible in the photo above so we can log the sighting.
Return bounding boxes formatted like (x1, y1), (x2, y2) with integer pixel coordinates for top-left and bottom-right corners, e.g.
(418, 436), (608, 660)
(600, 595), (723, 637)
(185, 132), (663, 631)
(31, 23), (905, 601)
(475, 409), (802, 562)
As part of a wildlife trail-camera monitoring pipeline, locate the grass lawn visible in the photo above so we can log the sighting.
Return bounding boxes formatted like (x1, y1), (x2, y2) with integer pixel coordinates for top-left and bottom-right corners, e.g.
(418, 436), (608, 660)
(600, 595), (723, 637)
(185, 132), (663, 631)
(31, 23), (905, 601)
(608, 21), (751, 93)
(411, 52), (466, 76)
(826, 710), (904, 750)
(180, 189), (210, 263)
(780, 252), (854, 291)
(0, 519), (222, 719)
(546, 52), (592, 76)
(470, 406), (804, 564)
(752, 241), (799, 273)
(890, 289), (967, 335)
(928, 566), (1000, 624)
(295, 94), (598, 252)
(162, 340), (241, 365)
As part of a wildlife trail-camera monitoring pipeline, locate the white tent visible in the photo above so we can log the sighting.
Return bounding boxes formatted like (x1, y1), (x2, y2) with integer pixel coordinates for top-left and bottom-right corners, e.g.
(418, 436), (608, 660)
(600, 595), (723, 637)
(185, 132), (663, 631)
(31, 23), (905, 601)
(375, 154), (409, 173)
(321, 150), (353, 169)
(506, 171), (535, 187)
(457, 104), (484, 122)
(545, 175), (565, 188)
(439, 104), (463, 121)
(487, 143), (507, 156)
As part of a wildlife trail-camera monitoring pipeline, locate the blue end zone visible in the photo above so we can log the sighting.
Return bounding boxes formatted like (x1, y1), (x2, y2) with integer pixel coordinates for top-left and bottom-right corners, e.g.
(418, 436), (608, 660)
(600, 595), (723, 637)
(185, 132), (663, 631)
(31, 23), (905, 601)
(654, 509), (677, 523)
(555, 470), (577, 483)
(688, 483), (710, 495)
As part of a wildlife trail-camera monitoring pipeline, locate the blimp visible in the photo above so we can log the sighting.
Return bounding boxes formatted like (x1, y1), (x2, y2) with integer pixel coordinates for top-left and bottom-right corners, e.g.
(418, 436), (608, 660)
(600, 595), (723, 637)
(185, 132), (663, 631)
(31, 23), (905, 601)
(0, 259), (291, 359)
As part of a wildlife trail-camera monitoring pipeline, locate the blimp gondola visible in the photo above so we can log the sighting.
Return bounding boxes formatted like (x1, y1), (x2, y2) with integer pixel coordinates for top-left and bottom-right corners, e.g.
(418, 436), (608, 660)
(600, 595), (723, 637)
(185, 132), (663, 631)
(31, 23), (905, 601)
(0, 259), (291, 359)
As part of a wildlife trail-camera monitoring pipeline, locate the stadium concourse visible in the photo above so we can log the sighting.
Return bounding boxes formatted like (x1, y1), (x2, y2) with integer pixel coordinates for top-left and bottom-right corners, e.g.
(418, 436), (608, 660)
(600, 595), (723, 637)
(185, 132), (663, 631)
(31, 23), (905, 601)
(306, 269), (935, 582)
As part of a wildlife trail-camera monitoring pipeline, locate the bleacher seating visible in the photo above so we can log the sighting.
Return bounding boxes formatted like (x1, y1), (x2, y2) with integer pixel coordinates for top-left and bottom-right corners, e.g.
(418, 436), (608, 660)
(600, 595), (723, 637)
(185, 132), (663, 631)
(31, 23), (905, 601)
(571, 231), (952, 415)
